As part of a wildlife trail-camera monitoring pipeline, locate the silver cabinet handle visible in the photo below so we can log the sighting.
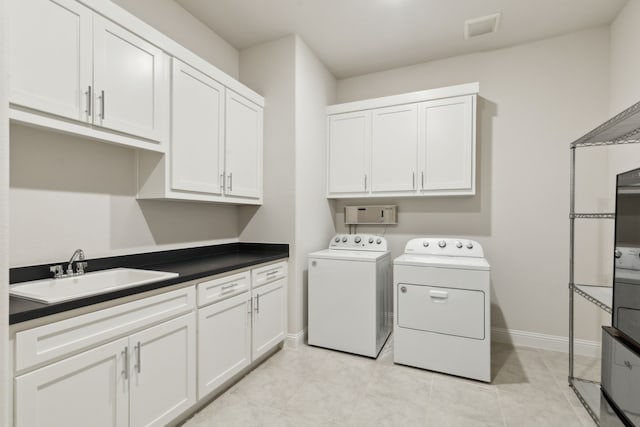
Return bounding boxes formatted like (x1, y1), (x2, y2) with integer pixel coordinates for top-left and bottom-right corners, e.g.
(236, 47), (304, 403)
(255, 294), (260, 313)
(247, 299), (252, 314)
(136, 341), (141, 373)
(221, 283), (237, 290)
(220, 173), (225, 191)
(221, 283), (237, 294)
(412, 172), (415, 189)
(86, 85), (92, 117)
(266, 270), (278, 278)
(421, 171), (424, 189)
(228, 173), (233, 192)
(364, 174), (368, 190)
(100, 90), (105, 119)
(123, 346), (129, 379)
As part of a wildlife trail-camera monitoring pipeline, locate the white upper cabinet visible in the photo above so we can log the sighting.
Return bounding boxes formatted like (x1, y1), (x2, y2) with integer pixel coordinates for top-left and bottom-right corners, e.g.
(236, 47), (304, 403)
(225, 90), (263, 200)
(171, 59), (225, 195)
(371, 104), (418, 193)
(326, 83), (478, 198)
(93, 16), (168, 142)
(327, 111), (371, 195)
(8, 0), (169, 148)
(9, 0), (93, 122)
(419, 95), (475, 193)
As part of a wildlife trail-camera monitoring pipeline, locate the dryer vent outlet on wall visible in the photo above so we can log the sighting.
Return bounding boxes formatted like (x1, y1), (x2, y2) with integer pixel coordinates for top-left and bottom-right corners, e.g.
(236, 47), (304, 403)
(345, 205), (397, 225)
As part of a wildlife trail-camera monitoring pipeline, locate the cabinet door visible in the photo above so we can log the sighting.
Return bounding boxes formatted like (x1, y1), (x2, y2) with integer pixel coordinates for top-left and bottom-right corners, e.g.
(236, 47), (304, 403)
(252, 279), (286, 360)
(371, 104), (418, 193)
(171, 59), (225, 195)
(14, 338), (128, 427)
(225, 90), (263, 199)
(198, 292), (251, 399)
(9, 0), (92, 122)
(93, 15), (168, 142)
(129, 313), (196, 427)
(327, 111), (371, 195)
(418, 95), (475, 192)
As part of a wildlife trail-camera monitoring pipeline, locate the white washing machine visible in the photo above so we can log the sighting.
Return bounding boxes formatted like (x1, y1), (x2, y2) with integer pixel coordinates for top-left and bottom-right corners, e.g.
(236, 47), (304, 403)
(308, 234), (392, 357)
(393, 237), (491, 382)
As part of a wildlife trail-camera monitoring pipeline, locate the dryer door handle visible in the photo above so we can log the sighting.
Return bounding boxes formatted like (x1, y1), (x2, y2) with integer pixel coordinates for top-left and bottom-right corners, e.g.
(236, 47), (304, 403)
(429, 290), (449, 302)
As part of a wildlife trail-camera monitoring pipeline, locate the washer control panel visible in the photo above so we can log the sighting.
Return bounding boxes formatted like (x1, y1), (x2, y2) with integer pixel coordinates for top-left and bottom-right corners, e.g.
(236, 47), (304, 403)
(615, 247), (640, 270)
(329, 234), (388, 251)
(404, 237), (484, 258)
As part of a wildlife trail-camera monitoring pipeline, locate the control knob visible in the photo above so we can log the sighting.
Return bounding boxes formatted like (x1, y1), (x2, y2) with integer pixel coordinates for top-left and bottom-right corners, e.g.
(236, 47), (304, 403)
(438, 240), (446, 248)
(466, 242), (474, 249)
(614, 249), (622, 259)
(342, 236), (348, 243)
(334, 237), (340, 243)
(354, 236), (362, 243)
(368, 237), (374, 244)
(376, 238), (382, 244)
(456, 241), (463, 248)
(422, 241), (429, 247)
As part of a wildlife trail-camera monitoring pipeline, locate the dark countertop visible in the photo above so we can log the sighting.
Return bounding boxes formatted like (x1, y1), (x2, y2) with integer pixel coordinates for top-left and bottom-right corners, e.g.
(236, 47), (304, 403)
(9, 242), (288, 325)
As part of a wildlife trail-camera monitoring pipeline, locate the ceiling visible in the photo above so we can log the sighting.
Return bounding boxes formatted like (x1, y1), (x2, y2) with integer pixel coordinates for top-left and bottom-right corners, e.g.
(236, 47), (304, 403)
(176, 0), (628, 79)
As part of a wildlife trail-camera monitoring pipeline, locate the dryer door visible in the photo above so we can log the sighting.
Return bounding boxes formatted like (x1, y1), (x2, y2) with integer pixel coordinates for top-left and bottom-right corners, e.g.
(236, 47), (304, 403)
(397, 283), (485, 339)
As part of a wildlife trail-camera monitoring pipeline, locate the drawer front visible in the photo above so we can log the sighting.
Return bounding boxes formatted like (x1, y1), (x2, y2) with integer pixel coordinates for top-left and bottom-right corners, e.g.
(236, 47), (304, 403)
(197, 271), (250, 307)
(252, 261), (287, 289)
(15, 287), (195, 373)
(397, 283), (485, 340)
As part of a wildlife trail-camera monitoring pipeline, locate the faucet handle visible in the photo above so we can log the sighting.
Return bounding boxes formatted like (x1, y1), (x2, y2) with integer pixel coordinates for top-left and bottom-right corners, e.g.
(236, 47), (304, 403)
(76, 262), (88, 275)
(50, 265), (64, 278)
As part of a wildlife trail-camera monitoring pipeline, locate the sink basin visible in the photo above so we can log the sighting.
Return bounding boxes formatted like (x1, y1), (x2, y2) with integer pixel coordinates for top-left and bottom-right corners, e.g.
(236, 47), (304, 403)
(9, 268), (179, 304)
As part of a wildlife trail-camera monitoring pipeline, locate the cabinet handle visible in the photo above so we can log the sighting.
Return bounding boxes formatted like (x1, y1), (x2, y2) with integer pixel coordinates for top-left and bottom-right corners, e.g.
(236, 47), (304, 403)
(220, 173), (225, 191)
(100, 90), (105, 119)
(136, 341), (141, 373)
(412, 172), (415, 189)
(221, 283), (238, 294)
(266, 270), (278, 278)
(255, 294), (260, 313)
(421, 171), (424, 189)
(247, 299), (252, 314)
(364, 174), (368, 191)
(228, 173), (233, 192)
(123, 346), (129, 379)
(221, 283), (237, 290)
(86, 85), (92, 117)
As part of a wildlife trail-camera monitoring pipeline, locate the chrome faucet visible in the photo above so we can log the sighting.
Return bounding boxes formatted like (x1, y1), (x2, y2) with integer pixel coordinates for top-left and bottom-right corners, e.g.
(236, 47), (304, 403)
(49, 249), (88, 278)
(67, 249), (87, 275)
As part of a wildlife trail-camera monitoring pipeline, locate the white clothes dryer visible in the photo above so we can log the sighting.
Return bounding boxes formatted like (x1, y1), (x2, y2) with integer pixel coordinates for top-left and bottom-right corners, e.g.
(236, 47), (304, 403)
(393, 237), (491, 382)
(308, 234), (392, 357)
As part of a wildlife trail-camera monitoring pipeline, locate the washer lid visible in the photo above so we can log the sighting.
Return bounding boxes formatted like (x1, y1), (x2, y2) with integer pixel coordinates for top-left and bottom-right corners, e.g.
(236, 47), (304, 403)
(309, 249), (390, 262)
(394, 254), (490, 271)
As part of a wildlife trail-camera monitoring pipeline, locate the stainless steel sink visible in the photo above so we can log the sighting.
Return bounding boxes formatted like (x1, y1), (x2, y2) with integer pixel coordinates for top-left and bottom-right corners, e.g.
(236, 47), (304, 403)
(9, 268), (179, 304)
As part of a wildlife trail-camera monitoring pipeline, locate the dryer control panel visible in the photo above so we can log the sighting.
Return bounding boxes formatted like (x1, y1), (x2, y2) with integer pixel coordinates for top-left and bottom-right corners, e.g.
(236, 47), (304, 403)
(403, 238), (484, 258)
(329, 234), (388, 251)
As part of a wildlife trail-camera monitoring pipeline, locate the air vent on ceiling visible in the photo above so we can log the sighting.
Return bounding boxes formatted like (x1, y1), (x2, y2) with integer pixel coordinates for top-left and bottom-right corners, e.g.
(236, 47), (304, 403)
(464, 13), (501, 39)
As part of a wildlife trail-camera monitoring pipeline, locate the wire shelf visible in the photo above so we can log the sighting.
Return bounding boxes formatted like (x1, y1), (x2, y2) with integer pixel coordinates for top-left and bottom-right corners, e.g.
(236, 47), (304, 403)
(571, 100), (640, 148)
(570, 377), (601, 426)
(573, 284), (612, 314)
(570, 213), (615, 219)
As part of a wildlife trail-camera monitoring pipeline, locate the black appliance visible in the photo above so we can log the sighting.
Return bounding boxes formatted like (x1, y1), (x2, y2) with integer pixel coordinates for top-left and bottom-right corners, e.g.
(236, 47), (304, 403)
(602, 166), (640, 427)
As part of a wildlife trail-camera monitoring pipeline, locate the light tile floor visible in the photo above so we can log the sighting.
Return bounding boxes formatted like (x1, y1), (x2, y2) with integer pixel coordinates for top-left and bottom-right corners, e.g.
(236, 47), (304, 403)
(181, 337), (601, 427)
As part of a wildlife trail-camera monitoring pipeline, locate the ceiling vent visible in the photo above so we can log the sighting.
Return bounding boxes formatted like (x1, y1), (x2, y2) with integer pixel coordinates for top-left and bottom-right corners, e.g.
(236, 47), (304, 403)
(464, 13), (501, 39)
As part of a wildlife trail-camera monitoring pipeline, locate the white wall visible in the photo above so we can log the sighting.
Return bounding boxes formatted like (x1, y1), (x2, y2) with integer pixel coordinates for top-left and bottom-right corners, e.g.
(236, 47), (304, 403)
(10, 125), (240, 266)
(335, 28), (611, 341)
(238, 36), (298, 332)
(111, 0), (239, 78)
(610, 0), (640, 115)
(1, 0), (10, 422)
(293, 36), (337, 334)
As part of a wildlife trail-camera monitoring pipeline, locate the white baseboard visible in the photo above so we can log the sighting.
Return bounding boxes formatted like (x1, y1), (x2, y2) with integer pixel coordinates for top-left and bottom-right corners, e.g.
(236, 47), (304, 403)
(491, 327), (601, 358)
(285, 328), (307, 348)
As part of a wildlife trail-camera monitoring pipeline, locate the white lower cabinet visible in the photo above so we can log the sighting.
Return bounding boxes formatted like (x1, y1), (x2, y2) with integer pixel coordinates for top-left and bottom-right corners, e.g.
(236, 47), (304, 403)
(252, 279), (286, 360)
(129, 312), (196, 427)
(198, 292), (252, 399)
(15, 337), (129, 427)
(15, 313), (196, 427)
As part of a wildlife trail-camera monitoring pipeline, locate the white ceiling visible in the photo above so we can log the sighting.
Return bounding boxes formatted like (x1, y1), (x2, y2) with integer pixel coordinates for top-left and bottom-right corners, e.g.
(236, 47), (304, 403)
(176, 0), (628, 79)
